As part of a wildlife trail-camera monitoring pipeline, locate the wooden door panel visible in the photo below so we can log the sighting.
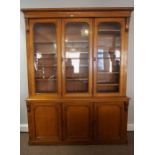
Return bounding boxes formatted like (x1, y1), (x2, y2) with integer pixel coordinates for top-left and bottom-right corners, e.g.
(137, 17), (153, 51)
(63, 102), (92, 142)
(95, 102), (123, 142)
(32, 102), (62, 142)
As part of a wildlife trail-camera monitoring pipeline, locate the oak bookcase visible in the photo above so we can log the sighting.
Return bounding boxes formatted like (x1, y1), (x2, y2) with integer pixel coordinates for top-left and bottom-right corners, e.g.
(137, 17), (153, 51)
(22, 7), (133, 144)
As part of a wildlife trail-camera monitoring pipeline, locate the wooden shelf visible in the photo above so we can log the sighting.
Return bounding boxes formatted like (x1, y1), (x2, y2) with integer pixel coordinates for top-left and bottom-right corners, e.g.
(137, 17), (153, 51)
(66, 40), (88, 43)
(97, 50), (119, 53)
(65, 51), (88, 54)
(37, 65), (57, 67)
(34, 52), (56, 55)
(35, 57), (56, 60)
(66, 47), (89, 50)
(66, 78), (88, 81)
(97, 48), (118, 51)
(34, 41), (56, 44)
(97, 72), (119, 74)
(97, 46), (120, 49)
(97, 57), (120, 59)
(65, 58), (88, 59)
(98, 29), (120, 32)
(66, 46), (89, 48)
(35, 78), (57, 81)
(66, 65), (88, 67)
(35, 58), (57, 60)
(97, 83), (119, 86)
(35, 90), (56, 93)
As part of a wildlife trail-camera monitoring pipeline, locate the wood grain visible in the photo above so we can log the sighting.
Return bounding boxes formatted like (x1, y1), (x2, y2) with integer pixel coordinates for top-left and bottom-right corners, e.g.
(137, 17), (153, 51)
(23, 8), (133, 144)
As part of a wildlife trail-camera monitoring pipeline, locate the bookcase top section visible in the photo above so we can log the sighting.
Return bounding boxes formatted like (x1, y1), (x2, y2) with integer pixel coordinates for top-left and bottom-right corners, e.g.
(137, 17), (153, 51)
(21, 7), (134, 19)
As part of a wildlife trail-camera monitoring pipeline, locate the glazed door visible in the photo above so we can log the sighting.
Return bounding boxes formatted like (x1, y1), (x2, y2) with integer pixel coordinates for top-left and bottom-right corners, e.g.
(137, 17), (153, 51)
(94, 18), (126, 96)
(94, 102), (124, 143)
(62, 18), (92, 97)
(63, 102), (93, 143)
(28, 102), (62, 143)
(29, 19), (61, 97)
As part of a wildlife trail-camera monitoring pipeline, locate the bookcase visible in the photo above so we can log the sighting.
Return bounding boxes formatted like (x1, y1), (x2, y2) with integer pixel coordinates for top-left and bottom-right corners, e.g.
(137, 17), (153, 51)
(22, 7), (133, 144)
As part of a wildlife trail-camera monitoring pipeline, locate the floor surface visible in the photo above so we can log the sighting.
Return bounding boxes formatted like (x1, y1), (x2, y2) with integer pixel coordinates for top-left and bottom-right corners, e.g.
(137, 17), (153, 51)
(20, 132), (134, 155)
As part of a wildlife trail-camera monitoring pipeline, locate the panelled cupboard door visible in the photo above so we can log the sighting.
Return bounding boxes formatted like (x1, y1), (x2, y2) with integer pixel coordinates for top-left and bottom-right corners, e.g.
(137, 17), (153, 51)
(62, 18), (93, 97)
(94, 102), (124, 143)
(28, 19), (61, 97)
(28, 102), (62, 143)
(63, 102), (93, 143)
(93, 18), (126, 97)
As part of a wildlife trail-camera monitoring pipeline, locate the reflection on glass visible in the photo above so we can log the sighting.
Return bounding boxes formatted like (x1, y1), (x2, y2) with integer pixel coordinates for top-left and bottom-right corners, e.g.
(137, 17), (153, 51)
(33, 23), (57, 93)
(96, 23), (121, 93)
(66, 51), (80, 73)
(64, 22), (89, 93)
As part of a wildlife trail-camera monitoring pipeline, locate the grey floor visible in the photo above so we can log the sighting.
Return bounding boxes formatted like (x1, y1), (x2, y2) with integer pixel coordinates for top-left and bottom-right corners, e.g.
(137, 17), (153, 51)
(20, 132), (134, 155)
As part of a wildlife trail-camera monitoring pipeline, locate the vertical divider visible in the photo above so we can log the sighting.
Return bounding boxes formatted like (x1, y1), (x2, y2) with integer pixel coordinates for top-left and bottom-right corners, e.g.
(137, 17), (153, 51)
(61, 19), (66, 97)
(58, 19), (63, 97)
(89, 18), (93, 97)
(92, 18), (95, 96)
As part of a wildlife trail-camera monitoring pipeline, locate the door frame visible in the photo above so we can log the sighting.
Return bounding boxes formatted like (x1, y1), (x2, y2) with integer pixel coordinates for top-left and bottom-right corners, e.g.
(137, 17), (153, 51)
(93, 18), (126, 97)
(61, 18), (93, 97)
(28, 19), (62, 98)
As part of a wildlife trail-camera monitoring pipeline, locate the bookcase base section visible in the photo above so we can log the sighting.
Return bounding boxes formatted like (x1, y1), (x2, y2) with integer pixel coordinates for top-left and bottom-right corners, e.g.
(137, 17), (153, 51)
(26, 98), (128, 145)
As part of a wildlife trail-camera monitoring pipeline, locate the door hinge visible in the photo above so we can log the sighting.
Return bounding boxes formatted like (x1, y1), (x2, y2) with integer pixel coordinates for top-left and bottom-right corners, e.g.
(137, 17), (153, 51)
(25, 19), (29, 32)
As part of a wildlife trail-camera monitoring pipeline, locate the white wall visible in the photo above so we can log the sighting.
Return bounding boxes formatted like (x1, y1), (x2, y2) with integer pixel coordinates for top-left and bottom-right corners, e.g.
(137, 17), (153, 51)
(21, 0), (133, 8)
(127, 12), (134, 127)
(20, 12), (28, 126)
(20, 0), (134, 131)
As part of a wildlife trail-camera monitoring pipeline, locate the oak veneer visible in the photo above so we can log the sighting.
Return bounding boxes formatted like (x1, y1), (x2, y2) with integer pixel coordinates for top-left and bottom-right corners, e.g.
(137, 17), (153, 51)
(22, 7), (133, 145)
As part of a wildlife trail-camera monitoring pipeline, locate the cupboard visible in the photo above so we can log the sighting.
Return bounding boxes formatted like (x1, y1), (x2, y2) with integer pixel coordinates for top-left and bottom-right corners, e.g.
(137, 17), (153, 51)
(22, 7), (133, 144)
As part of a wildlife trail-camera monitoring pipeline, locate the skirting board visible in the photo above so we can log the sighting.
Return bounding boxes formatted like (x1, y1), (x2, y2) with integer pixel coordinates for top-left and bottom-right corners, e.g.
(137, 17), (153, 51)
(20, 123), (134, 132)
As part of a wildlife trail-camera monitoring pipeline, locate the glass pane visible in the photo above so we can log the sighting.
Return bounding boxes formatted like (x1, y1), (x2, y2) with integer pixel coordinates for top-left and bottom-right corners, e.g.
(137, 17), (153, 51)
(96, 23), (121, 93)
(64, 22), (89, 93)
(33, 23), (57, 93)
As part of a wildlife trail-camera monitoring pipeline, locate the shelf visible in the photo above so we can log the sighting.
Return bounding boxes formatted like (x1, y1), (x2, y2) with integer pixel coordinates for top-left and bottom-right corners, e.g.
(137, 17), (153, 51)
(35, 90), (57, 93)
(34, 52), (56, 55)
(66, 78), (88, 81)
(66, 46), (88, 48)
(34, 41), (56, 44)
(97, 83), (119, 86)
(65, 51), (88, 54)
(66, 41), (88, 43)
(66, 47), (88, 51)
(35, 57), (57, 59)
(97, 72), (119, 74)
(97, 48), (119, 51)
(97, 57), (120, 59)
(65, 58), (89, 59)
(35, 78), (57, 81)
(37, 65), (57, 67)
(66, 90), (88, 93)
(97, 50), (119, 53)
(35, 57), (57, 60)
(98, 29), (120, 32)
(66, 65), (88, 67)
